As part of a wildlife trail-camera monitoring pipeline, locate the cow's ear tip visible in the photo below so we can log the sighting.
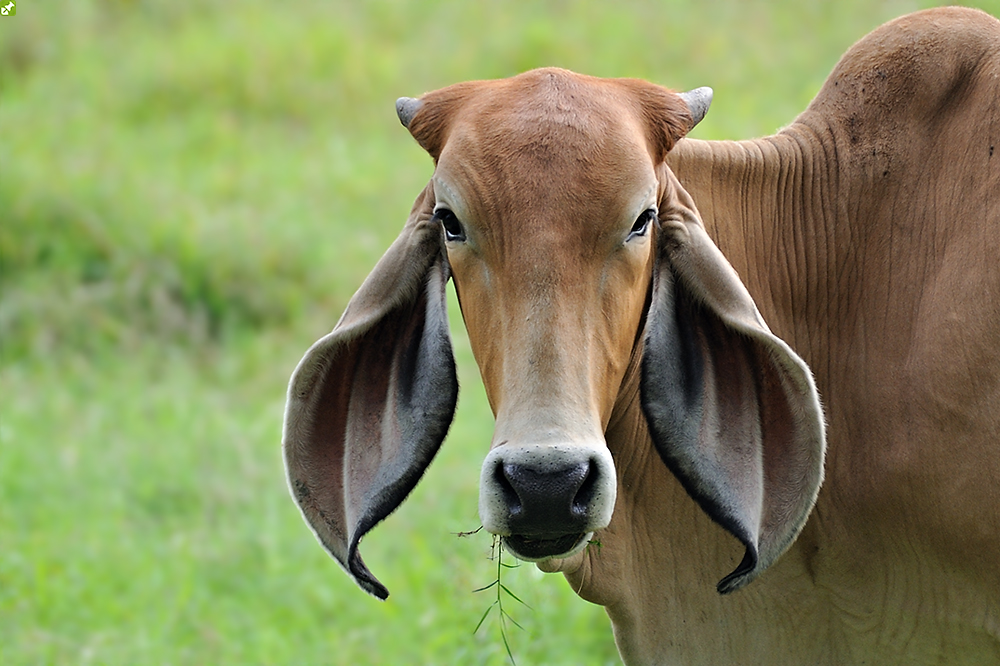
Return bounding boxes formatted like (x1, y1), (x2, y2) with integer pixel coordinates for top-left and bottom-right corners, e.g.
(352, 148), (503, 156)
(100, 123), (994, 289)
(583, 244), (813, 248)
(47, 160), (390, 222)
(716, 546), (758, 594)
(363, 578), (390, 601)
(349, 542), (391, 600)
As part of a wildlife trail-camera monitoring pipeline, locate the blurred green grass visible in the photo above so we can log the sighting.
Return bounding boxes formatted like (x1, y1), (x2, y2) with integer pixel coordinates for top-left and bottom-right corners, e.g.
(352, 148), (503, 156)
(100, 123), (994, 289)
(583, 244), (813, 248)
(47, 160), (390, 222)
(2, 0), (998, 663)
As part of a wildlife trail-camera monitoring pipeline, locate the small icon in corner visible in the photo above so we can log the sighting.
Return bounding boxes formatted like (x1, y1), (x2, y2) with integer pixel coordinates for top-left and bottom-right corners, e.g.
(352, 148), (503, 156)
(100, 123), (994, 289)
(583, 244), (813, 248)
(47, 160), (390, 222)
(1, 1), (15, 16)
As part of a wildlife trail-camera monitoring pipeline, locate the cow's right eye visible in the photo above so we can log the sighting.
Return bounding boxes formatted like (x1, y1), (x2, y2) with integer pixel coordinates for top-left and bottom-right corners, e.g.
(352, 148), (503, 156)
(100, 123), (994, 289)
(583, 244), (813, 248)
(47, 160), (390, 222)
(434, 208), (466, 242)
(627, 208), (656, 241)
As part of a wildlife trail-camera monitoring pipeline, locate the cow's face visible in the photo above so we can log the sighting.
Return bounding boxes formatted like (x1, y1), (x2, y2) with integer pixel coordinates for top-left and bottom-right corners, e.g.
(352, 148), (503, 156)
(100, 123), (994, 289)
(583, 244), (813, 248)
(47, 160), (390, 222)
(406, 69), (694, 561)
(282, 68), (823, 602)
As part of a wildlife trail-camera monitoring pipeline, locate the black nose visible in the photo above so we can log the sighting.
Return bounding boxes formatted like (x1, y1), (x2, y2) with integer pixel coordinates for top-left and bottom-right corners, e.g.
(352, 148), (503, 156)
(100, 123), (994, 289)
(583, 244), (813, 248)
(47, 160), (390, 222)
(495, 459), (598, 536)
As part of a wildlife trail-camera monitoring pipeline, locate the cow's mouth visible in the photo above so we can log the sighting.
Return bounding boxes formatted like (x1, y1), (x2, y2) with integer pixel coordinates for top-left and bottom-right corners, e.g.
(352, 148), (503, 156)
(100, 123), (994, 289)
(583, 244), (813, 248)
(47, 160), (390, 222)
(502, 532), (590, 561)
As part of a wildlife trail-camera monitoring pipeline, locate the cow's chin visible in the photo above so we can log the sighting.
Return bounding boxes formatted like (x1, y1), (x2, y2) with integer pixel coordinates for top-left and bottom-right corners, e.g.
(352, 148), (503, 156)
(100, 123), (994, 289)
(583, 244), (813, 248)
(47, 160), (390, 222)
(502, 531), (592, 562)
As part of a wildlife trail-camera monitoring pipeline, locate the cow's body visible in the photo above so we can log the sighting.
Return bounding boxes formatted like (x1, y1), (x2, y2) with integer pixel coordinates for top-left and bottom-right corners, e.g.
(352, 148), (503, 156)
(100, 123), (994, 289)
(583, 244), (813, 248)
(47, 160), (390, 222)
(285, 8), (1000, 664)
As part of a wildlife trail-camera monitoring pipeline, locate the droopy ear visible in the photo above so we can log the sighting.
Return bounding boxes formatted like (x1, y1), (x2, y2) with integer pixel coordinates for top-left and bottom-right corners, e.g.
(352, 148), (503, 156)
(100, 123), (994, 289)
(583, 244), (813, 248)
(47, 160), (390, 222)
(282, 184), (458, 600)
(640, 167), (826, 594)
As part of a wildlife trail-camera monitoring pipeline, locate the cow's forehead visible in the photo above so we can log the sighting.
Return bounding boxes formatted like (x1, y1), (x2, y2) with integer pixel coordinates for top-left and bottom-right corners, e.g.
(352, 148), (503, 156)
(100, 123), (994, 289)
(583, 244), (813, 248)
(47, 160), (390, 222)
(441, 69), (650, 158)
(432, 70), (658, 221)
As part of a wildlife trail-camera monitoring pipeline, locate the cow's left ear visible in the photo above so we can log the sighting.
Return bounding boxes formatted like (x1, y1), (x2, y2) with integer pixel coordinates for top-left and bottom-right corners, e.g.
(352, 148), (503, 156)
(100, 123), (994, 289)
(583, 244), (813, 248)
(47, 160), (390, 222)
(282, 183), (458, 600)
(641, 167), (826, 594)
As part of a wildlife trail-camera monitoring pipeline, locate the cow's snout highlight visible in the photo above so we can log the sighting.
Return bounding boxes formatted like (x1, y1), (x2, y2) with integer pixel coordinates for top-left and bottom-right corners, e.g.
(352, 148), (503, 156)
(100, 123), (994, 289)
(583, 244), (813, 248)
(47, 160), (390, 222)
(498, 458), (594, 529)
(479, 442), (617, 561)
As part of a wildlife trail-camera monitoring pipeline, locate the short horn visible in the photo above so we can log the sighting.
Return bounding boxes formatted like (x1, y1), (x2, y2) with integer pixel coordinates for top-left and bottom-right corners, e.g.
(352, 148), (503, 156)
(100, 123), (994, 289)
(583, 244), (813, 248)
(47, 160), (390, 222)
(396, 97), (423, 128)
(678, 87), (713, 129)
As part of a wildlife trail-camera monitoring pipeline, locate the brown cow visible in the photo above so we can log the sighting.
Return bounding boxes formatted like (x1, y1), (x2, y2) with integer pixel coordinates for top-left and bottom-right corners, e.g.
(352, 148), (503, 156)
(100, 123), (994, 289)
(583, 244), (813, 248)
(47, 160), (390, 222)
(283, 7), (1000, 664)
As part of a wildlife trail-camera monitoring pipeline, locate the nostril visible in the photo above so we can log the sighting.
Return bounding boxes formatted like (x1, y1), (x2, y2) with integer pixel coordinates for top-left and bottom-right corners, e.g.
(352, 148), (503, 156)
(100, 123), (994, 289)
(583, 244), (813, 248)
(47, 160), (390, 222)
(500, 459), (595, 526)
(495, 462), (522, 516)
(571, 458), (599, 518)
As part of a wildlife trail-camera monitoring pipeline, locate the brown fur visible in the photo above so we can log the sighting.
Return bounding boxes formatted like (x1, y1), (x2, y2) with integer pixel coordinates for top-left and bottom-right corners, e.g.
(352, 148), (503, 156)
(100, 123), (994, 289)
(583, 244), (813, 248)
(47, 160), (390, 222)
(286, 7), (1000, 664)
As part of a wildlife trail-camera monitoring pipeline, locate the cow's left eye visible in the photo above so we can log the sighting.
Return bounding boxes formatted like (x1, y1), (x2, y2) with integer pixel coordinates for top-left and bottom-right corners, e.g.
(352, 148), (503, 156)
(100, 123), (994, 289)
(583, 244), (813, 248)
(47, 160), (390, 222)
(434, 208), (466, 242)
(628, 209), (656, 240)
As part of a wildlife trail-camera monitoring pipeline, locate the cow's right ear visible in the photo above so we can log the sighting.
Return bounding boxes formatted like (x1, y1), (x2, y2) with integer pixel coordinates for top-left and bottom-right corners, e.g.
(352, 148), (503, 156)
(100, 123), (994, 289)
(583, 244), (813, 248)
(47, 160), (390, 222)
(641, 167), (826, 595)
(282, 183), (458, 601)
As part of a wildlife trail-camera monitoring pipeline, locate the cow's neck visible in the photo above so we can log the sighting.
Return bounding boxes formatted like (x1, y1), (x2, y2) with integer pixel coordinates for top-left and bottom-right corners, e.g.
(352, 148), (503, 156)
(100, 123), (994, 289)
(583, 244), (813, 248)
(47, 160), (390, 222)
(666, 131), (840, 374)
(567, 137), (839, 662)
(569, 333), (827, 664)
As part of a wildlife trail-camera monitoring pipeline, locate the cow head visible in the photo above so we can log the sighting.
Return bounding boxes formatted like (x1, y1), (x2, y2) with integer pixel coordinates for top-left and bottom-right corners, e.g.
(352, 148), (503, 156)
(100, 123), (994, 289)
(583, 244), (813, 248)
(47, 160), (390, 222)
(283, 69), (824, 600)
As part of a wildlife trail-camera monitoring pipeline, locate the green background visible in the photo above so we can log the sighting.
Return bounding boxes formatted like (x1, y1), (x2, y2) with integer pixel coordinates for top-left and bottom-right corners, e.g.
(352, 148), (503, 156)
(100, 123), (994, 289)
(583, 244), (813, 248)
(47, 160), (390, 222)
(2, 1), (997, 663)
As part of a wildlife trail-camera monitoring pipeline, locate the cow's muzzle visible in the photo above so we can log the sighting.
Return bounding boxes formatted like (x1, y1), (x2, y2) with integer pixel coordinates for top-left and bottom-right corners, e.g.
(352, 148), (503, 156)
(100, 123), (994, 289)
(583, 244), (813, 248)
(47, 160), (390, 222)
(478, 442), (617, 561)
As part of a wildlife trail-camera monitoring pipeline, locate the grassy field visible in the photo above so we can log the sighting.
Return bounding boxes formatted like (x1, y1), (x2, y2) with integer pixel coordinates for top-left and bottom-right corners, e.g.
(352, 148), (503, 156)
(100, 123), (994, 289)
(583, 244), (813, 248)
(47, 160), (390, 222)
(3, 1), (998, 664)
